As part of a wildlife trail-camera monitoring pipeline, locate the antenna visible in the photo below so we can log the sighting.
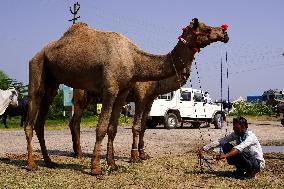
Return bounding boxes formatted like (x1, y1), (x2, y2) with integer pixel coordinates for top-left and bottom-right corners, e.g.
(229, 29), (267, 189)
(69, 2), (81, 24)
(226, 51), (229, 106)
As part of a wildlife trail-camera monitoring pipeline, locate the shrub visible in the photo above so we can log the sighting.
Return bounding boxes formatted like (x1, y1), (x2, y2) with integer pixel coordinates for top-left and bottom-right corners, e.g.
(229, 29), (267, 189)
(230, 101), (274, 116)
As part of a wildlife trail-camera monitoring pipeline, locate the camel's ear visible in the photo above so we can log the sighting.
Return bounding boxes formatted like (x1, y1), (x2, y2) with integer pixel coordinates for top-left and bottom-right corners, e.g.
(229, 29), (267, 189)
(190, 18), (199, 29)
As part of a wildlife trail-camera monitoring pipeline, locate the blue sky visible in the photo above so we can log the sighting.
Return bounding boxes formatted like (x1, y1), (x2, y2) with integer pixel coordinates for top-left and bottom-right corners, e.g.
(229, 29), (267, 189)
(1, 0), (284, 100)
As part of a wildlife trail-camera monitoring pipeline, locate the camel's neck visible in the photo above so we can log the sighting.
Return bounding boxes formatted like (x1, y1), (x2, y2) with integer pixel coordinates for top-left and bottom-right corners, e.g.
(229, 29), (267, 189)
(154, 71), (190, 96)
(132, 44), (195, 82)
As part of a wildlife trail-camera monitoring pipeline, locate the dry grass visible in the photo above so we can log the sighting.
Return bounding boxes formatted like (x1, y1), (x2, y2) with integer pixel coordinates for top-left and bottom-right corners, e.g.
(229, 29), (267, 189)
(0, 152), (283, 189)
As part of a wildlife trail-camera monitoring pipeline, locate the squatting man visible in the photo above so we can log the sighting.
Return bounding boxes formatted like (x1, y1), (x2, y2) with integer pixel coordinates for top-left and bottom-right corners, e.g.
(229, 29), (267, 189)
(197, 116), (265, 178)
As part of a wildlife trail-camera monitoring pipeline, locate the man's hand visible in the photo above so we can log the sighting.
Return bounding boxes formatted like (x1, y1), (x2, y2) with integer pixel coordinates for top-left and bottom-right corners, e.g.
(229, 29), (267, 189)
(215, 153), (226, 161)
(216, 148), (240, 160)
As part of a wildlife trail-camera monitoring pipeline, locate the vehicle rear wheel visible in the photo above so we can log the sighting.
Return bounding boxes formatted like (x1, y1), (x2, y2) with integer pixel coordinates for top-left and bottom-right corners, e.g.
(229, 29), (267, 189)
(214, 112), (225, 129)
(191, 122), (201, 128)
(164, 113), (178, 129)
(146, 119), (158, 129)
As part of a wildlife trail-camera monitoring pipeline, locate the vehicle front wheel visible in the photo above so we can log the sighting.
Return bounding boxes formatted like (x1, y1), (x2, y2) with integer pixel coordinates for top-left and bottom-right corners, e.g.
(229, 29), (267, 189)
(164, 113), (178, 129)
(213, 112), (225, 129)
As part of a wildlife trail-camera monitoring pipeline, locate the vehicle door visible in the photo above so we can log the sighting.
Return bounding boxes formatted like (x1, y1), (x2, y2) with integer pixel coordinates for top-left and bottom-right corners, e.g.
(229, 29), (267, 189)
(193, 91), (206, 118)
(178, 90), (194, 117)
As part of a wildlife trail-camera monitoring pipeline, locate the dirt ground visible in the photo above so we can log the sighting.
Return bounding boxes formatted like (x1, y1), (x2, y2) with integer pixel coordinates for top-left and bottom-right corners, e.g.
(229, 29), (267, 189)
(0, 119), (284, 188)
(0, 119), (283, 161)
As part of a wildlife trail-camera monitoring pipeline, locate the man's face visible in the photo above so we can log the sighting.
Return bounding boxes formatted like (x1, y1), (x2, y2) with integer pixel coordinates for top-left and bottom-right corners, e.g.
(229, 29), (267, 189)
(233, 123), (246, 135)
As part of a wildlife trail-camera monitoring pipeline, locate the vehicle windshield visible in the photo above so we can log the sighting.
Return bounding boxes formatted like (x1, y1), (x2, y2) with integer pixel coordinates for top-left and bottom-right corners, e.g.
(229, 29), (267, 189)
(194, 92), (204, 102)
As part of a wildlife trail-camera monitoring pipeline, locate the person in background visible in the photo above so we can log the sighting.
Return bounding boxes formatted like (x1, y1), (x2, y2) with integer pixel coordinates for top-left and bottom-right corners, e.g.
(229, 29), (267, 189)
(198, 116), (265, 179)
(204, 91), (212, 104)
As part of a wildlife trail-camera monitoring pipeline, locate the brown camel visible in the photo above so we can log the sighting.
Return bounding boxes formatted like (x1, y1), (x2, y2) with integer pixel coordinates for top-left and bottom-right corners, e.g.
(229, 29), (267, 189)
(25, 18), (228, 175)
(69, 21), (229, 162)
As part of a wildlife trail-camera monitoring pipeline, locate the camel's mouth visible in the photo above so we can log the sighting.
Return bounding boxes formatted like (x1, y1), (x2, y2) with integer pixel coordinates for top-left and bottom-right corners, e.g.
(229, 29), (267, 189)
(221, 31), (229, 43)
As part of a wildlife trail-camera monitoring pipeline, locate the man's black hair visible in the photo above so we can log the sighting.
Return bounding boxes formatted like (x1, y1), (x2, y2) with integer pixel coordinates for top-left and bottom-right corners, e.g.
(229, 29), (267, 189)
(233, 116), (248, 128)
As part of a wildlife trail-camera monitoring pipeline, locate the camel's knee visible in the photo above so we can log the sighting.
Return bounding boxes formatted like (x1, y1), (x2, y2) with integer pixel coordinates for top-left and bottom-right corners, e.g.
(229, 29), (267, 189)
(25, 124), (34, 139)
(96, 126), (108, 139)
(107, 125), (118, 137)
(132, 124), (142, 133)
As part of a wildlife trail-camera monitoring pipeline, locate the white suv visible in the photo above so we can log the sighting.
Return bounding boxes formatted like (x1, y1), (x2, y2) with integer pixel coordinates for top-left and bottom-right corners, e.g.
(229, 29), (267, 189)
(146, 88), (226, 129)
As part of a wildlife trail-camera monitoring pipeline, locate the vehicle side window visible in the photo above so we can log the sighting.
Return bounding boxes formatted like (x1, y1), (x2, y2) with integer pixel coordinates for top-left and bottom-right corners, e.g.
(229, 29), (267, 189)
(194, 92), (204, 102)
(158, 91), (175, 101)
(180, 91), (191, 101)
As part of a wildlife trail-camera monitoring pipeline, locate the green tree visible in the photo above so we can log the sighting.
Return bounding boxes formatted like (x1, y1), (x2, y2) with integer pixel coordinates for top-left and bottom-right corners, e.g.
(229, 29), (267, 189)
(48, 89), (65, 120)
(0, 70), (12, 89)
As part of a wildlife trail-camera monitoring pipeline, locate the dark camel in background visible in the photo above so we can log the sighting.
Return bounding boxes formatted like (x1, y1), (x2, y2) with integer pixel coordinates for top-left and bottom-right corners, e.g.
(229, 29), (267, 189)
(25, 18), (228, 175)
(69, 66), (190, 160)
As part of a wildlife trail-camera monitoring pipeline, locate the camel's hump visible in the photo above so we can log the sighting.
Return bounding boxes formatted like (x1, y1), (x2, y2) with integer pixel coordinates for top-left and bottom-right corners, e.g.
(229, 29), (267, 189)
(63, 22), (92, 37)
(62, 22), (122, 38)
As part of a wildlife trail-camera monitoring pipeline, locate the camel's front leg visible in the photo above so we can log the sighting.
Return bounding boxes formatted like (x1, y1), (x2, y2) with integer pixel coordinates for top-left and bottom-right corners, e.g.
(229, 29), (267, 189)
(130, 102), (143, 162)
(91, 88), (118, 175)
(106, 89), (130, 170)
(138, 102), (153, 160)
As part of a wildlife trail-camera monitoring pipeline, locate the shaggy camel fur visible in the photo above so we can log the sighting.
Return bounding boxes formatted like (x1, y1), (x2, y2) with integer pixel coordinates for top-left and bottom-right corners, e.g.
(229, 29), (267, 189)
(69, 21), (229, 162)
(25, 18), (228, 175)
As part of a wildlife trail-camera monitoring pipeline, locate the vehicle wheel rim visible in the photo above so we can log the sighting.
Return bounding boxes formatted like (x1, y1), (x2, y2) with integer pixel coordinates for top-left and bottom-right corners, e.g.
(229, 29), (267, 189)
(167, 117), (176, 127)
(217, 114), (223, 123)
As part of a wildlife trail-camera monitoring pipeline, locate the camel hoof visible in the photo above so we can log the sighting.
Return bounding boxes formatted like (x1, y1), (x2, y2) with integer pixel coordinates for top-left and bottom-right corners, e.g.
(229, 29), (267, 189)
(74, 153), (83, 159)
(108, 163), (118, 171)
(139, 152), (151, 160)
(26, 162), (38, 171)
(91, 167), (102, 176)
(129, 157), (140, 163)
(45, 161), (59, 168)
(130, 150), (139, 162)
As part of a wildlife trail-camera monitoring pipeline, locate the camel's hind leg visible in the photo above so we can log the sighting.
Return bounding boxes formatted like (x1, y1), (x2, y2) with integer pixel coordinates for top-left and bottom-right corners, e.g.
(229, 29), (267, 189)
(138, 102), (152, 160)
(25, 53), (46, 171)
(106, 89), (130, 170)
(69, 94), (90, 158)
(91, 87), (118, 175)
(34, 81), (59, 168)
(130, 101), (143, 162)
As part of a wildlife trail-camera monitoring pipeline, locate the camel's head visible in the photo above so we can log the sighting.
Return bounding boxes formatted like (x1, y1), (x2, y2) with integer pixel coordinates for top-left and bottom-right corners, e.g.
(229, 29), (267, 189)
(178, 18), (229, 52)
